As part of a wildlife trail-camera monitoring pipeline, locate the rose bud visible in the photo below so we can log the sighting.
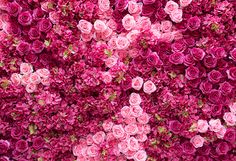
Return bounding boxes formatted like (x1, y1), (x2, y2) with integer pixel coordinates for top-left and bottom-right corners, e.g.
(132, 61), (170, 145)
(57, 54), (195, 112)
(38, 19), (52, 33)
(15, 140), (28, 153)
(28, 27), (41, 40)
(143, 80), (156, 94)
(229, 48), (236, 62)
(191, 48), (205, 61)
(0, 140), (10, 154)
(169, 52), (184, 65)
(32, 137), (44, 150)
(187, 16), (201, 31)
(33, 8), (45, 20)
(132, 76), (144, 91)
(7, 1), (22, 17)
(170, 9), (183, 23)
(122, 14), (136, 31)
(224, 128), (236, 143)
(133, 150), (147, 161)
(208, 89), (221, 104)
(182, 141), (196, 154)
(129, 93), (142, 106)
(180, 0), (192, 7)
(223, 112), (236, 126)
(164, 0), (179, 15)
(185, 66), (199, 80)
(168, 120), (182, 134)
(203, 55), (217, 68)
(219, 81), (233, 95)
(18, 11), (32, 26)
(199, 80), (212, 94)
(16, 41), (31, 54)
(226, 67), (236, 80)
(32, 40), (44, 53)
(207, 70), (222, 83)
(216, 142), (230, 155)
(190, 135), (205, 148)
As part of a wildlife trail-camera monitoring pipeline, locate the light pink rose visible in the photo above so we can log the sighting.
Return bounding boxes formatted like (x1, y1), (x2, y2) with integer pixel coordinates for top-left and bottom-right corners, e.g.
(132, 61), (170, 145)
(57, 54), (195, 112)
(197, 120), (209, 133)
(73, 144), (84, 156)
(229, 103), (236, 114)
(125, 123), (138, 135)
(143, 124), (151, 134)
(190, 135), (205, 148)
(108, 37), (118, 49)
(180, 0), (192, 7)
(136, 134), (147, 142)
(121, 106), (132, 118)
(143, 80), (156, 94)
(137, 113), (150, 124)
(77, 20), (93, 34)
(161, 20), (172, 33)
(86, 134), (94, 145)
(125, 150), (136, 160)
(29, 73), (41, 85)
(116, 36), (130, 50)
(106, 19), (117, 30)
(92, 131), (106, 144)
(87, 144), (99, 157)
(209, 119), (222, 132)
(122, 14), (136, 31)
(127, 137), (140, 151)
(150, 29), (161, 40)
(102, 120), (114, 132)
(129, 93), (142, 106)
(170, 9), (183, 23)
(21, 75), (30, 86)
(105, 55), (118, 68)
(132, 76), (143, 91)
(41, 78), (50, 86)
(216, 126), (226, 139)
(35, 68), (50, 79)
(20, 63), (33, 75)
(130, 105), (143, 118)
(223, 112), (236, 126)
(160, 32), (174, 43)
(164, 0), (179, 14)
(25, 83), (37, 93)
(76, 157), (87, 161)
(126, 30), (140, 43)
(10, 73), (22, 86)
(98, 0), (110, 12)
(136, 17), (151, 32)
(118, 141), (129, 153)
(133, 150), (147, 161)
(101, 72), (112, 84)
(124, 116), (137, 125)
(94, 20), (107, 33)
(128, 1), (143, 15)
(136, 124), (144, 134)
(81, 33), (93, 42)
(112, 124), (125, 139)
(101, 27), (113, 39)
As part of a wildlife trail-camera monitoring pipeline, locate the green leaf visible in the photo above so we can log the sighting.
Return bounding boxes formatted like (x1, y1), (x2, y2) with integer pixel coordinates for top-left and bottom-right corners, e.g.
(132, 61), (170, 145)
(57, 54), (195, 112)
(44, 40), (51, 47)
(104, 49), (112, 57)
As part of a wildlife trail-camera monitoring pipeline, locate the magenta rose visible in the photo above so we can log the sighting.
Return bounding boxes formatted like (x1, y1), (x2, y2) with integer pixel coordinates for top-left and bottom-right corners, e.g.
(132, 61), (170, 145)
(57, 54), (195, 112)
(208, 90), (221, 103)
(143, 0), (156, 5)
(198, 145), (211, 156)
(211, 104), (223, 116)
(224, 128), (235, 143)
(142, 5), (155, 17)
(181, 141), (196, 154)
(16, 41), (31, 54)
(38, 19), (52, 33)
(227, 67), (236, 80)
(0, 140), (10, 154)
(200, 80), (212, 94)
(0, 156), (9, 161)
(219, 81), (233, 95)
(11, 127), (23, 139)
(216, 142), (230, 155)
(15, 140), (28, 153)
(24, 54), (38, 64)
(121, 75), (132, 91)
(169, 52), (184, 65)
(5, 23), (21, 36)
(168, 120), (182, 134)
(203, 55), (217, 68)
(171, 40), (186, 52)
(32, 40), (44, 53)
(207, 70), (222, 83)
(115, 0), (128, 12)
(230, 48), (236, 61)
(146, 52), (163, 66)
(28, 27), (41, 40)
(191, 48), (205, 61)
(185, 66), (199, 80)
(212, 47), (226, 59)
(18, 11), (32, 26)
(187, 16), (201, 31)
(7, 2), (22, 17)
(184, 37), (195, 47)
(32, 137), (44, 150)
(32, 8), (45, 20)
(155, 8), (167, 21)
(184, 54), (195, 66)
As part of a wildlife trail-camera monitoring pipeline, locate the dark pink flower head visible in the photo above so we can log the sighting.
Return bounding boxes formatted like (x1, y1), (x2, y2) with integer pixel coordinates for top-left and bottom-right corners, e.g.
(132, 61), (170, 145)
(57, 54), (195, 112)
(203, 55), (217, 68)
(143, 0), (156, 5)
(38, 19), (52, 33)
(211, 104), (223, 116)
(230, 48), (236, 61)
(169, 52), (184, 65)
(0, 140), (10, 154)
(28, 27), (41, 40)
(216, 142), (230, 155)
(4, 22), (21, 36)
(115, 0), (128, 12)
(191, 48), (205, 61)
(11, 127), (23, 139)
(121, 75), (132, 91)
(16, 41), (31, 54)
(224, 128), (236, 144)
(171, 40), (186, 52)
(0, 156), (9, 161)
(207, 70), (222, 83)
(32, 136), (44, 150)
(187, 16), (201, 31)
(168, 120), (182, 134)
(18, 11), (32, 26)
(227, 67), (236, 80)
(146, 52), (163, 66)
(33, 8), (45, 20)
(212, 47), (226, 59)
(200, 80), (212, 94)
(219, 81), (233, 95)
(208, 89), (221, 104)
(181, 141), (196, 154)
(15, 140), (28, 153)
(185, 66), (199, 80)
(7, 1), (22, 17)
(198, 145), (211, 156)
(142, 5), (155, 17)
(32, 40), (44, 53)
(184, 54), (195, 66)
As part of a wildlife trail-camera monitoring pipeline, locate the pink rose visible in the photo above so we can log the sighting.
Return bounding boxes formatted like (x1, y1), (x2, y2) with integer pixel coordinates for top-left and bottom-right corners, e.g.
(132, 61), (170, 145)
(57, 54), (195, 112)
(41, 78), (50, 86)
(32, 40), (45, 53)
(216, 142), (230, 155)
(137, 113), (150, 124)
(164, 1), (179, 14)
(116, 36), (130, 50)
(133, 150), (147, 161)
(49, 11), (60, 24)
(105, 55), (118, 68)
(15, 140), (28, 153)
(127, 137), (139, 151)
(126, 30), (141, 43)
(25, 83), (37, 93)
(124, 116), (137, 125)
(132, 76), (143, 91)
(101, 72), (112, 84)
(102, 120), (113, 132)
(125, 123), (138, 135)
(20, 63), (33, 75)
(129, 93), (142, 106)
(224, 128), (236, 143)
(207, 70), (222, 83)
(160, 32), (175, 43)
(87, 144), (99, 157)
(101, 27), (113, 39)
(229, 103), (236, 114)
(209, 119), (222, 132)
(212, 47), (226, 59)
(191, 48), (205, 61)
(143, 80), (156, 94)
(128, 1), (142, 15)
(106, 19), (117, 31)
(168, 120), (182, 134)
(28, 27), (41, 40)
(226, 67), (236, 80)
(121, 106), (132, 118)
(29, 73), (41, 84)
(197, 120), (209, 133)
(86, 134), (93, 145)
(160, 20), (172, 32)
(73, 144), (84, 156)
(136, 134), (147, 142)
(185, 66), (199, 80)
(122, 14), (136, 31)
(170, 9), (183, 23)
(219, 81), (233, 95)
(203, 55), (217, 68)
(21, 75), (30, 86)
(208, 89), (221, 103)
(169, 52), (185, 65)
(98, 0), (110, 12)
(18, 11), (32, 26)
(118, 141), (129, 153)
(130, 105), (143, 118)
(230, 48), (236, 62)
(112, 124), (125, 139)
(38, 19), (52, 33)
(32, 8), (44, 20)
(77, 20), (93, 34)
(7, 2), (22, 17)
(94, 20), (107, 33)
(223, 112), (236, 126)
(36, 68), (50, 79)
(16, 41), (31, 54)
(136, 17), (151, 32)
(184, 54), (195, 66)
(143, 124), (151, 134)
(81, 33), (93, 42)
(143, 0), (156, 5)
(187, 16), (201, 31)
(190, 135), (204, 148)
(92, 131), (106, 144)
(142, 4), (156, 17)
(216, 126), (226, 139)
(10, 73), (22, 86)
(180, 0), (192, 7)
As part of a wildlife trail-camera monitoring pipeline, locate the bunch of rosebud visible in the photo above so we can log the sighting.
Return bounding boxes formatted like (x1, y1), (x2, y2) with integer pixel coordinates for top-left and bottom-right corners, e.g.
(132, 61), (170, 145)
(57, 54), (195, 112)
(132, 76), (156, 95)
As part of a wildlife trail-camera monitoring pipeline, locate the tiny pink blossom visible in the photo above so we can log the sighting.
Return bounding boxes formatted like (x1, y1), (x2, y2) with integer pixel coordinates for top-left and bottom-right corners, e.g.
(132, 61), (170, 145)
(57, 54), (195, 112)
(197, 120), (209, 133)
(25, 83), (37, 93)
(130, 105), (143, 118)
(20, 63), (33, 75)
(143, 80), (157, 94)
(137, 113), (150, 124)
(29, 73), (41, 84)
(180, 0), (192, 8)
(124, 123), (138, 135)
(209, 119), (222, 132)
(112, 124), (125, 139)
(10, 73), (22, 86)
(129, 93), (142, 106)
(94, 20), (107, 33)
(101, 72), (112, 84)
(121, 106), (132, 118)
(190, 135), (205, 148)
(102, 120), (114, 132)
(223, 112), (236, 126)
(133, 150), (147, 161)
(216, 126), (227, 139)
(77, 20), (93, 34)
(127, 137), (140, 151)
(92, 131), (106, 144)
(132, 76), (143, 91)
(164, 1), (179, 14)
(122, 14), (136, 31)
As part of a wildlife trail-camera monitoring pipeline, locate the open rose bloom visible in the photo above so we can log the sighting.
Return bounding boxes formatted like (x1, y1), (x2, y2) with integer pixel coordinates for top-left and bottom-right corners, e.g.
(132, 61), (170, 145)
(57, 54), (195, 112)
(1, 0), (236, 160)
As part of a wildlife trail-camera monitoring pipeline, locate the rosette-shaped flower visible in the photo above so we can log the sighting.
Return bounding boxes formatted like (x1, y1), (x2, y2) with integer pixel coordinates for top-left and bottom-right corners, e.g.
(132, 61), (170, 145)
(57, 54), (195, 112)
(38, 19), (52, 32)
(187, 16), (201, 31)
(18, 11), (32, 26)
(0, 140), (10, 154)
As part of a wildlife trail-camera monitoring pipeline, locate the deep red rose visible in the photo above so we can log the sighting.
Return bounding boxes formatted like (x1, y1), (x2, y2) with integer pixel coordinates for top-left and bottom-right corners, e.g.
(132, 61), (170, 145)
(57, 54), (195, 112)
(200, 80), (212, 94)
(219, 81), (233, 95)
(4, 23), (21, 36)
(191, 48), (205, 61)
(208, 90), (221, 103)
(212, 47), (226, 59)
(38, 19), (52, 33)
(185, 66), (199, 80)
(16, 41), (31, 54)
(187, 16), (201, 31)
(227, 67), (236, 80)
(195, 156), (207, 161)
(230, 48), (236, 62)
(216, 142), (230, 155)
(7, 2), (22, 17)
(184, 54), (195, 66)
(11, 127), (23, 139)
(28, 27), (41, 40)
(203, 55), (217, 68)
(169, 52), (184, 65)
(182, 141), (196, 154)
(24, 53), (38, 64)
(143, 0), (156, 5)
(187, 78), (201, 88)
(155, 8), (167, 21)
(168, 120), (182, 134)
(32, 137), (44, 150)
(33, 8), (45, 20)
(15, 140), (28, 153)
(224, 128), (236, 144)
(207, 70), (222, 83)
(18, 11), (32, 26)
(32, 40), (45, 53)
(142, 5), (155, 17)
(115, 0), (128, 12)
(0, 140), (10, 154)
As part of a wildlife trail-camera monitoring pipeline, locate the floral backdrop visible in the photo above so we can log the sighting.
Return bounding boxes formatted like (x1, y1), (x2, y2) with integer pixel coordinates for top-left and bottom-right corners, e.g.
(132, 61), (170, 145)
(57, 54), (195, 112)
(0, 0), (236, 161)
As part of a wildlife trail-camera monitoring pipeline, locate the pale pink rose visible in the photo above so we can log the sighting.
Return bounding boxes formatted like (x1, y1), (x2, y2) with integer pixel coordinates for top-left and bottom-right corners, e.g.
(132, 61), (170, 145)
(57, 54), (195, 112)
(136, 17), (151, 32)
(143, 80), (156, 94)
(92, 131), (106, 144)
(197, 120), (209, 133)
(209, 119), (222, 132)
(112, 124), (125, 139)
(190, 135), (205, 148)
(137, 113), (150, 124)
(136, 134), (147, 142)
(136, 124), (145, 134)
(133, 150), (147, 161)
(77, 20), (93, 34)
(143, 124), (151, 134)
(128, 1), (143, 15)
(41, 78), (50, 86)
(93, 31), (103, 41)
(106, 19), (117, 30)
(98, 0), (110, 12)
(121, 106), (132, 118)
(86, 134), (94, 145)
(164, 0), (179, 14)
(223, 112), (236, 126)
(161, 20), (172, 33)
(130, 105), (143, 118)
(105, 55), (118, 68)
(126, 30), (140, 43)
(124, 117), (137, 125)
(125, 150), (136, 160)
(120, 131), (130, 141)
(116, 36), (130, 50)
(10, 73), (22, 86)
(125, 123), (138, 135)
(81, 33), (93, 42)
(113, 145), (121, 156)
(216, 126), (226, 139)
(20, 63), (33, 75)
(101, 27), (113, 39)
(122, 14), (136, 31)
(81, 146), (88, 157)
(172, 30), (183, 40)
(170, 9), (183, 23)
(127, 137), (140, 151)
(49, 11), (59, 24)
(106, 132), (115, 142)
(76, 157), (87, 161)
(160, 32), (174, 43)
(132, 76), (143, 91)
(118, 141), (129, 153)
(94, 20), (107, 33)
(180, 0), (192, 7)
(129, 93), (142, 106)
(35, 68), (50, 79)
(73, 144), (84, 156)
(87, 144), (99, 157)
(150, 29), (161, 40)
(101, 72), (112, 84)
(108, 37), (118, 49)
(25, 83), (37, 93)
(29, 73), (41, 84)
(21, 75), (31, 86)
(229, 103), (236, 114)
(102, 120), (114, 132)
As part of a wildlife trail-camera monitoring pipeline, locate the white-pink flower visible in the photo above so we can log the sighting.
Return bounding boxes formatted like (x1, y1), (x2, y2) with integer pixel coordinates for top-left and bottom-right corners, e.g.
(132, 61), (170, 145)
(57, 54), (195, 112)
(21, 74), (30, 86)
(94, 20), (107, 33)
(133, 150), (147, 161)
(29, 72), (41, 84)
(126, 30), (141, 43)
(127, 137), (140, 151)
(209, 119), (222, 133)
(136, 134), (147, 142)
(190, 135), (205, 148)
(160, 20), (172, 33)
(128, 1), (143, 15)
(20, 63), (33, 75)
(105, 55), (118, 68)
(36, 68), (50, 79)
(143, 80), (156, 94)
(77, 20), (93, 34)
(102, 120), (114, 132)
(170, 9), (183, 23)
(73, 144), (84, 156)
(10, 73), (22, 86)
(197, 120), (209, 133)
(180, 0), (192, 8)
(223, 112), (236, 126)
(118, 141), (129, 153)
(112, 124), (125, 139)
(86, 144), (99, 157)
(129, 93), (142, 106)
(137, 113), (150, 124)
(122, 14), (136, 31)
(132, 76), (143, 91)
(130, 105), (143, 118)
(164, 0), (179, 14)
(98, 0), (110, 12)
(25, 83), (37, 93)
(86, 134), (94, 146)
(92, 131), (106, 144)
(116, 36), (130, 50)
(121, 106), (132, 118)
(216, 126), (227, 139)
(229, 102), (236, 114)
(125, 123), (138, 135)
